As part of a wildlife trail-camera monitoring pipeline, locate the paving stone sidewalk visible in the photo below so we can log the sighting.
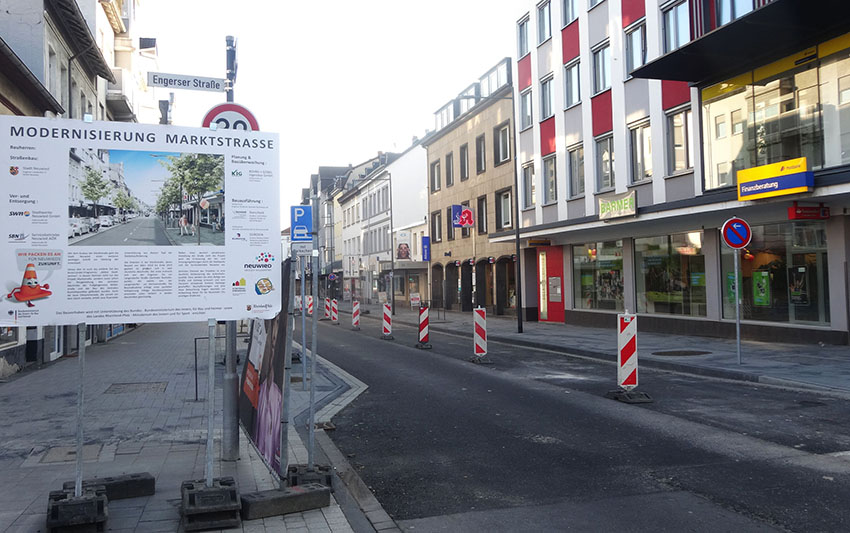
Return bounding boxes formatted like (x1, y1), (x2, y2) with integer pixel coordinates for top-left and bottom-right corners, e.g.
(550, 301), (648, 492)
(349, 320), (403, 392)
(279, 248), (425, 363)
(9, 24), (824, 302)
(0, 322), (360, 532)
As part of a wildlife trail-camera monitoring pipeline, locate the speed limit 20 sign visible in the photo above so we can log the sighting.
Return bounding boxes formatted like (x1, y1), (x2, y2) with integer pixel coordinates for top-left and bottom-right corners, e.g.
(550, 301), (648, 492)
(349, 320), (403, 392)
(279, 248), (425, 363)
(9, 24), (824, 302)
(202, 103), (259, 131)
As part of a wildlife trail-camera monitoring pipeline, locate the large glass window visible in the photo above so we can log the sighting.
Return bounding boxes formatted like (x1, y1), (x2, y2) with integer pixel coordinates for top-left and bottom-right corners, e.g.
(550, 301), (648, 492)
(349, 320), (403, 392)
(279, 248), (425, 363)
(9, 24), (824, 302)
(630, 121), (652, 182)
(563, 0), (576, 25)
(596, 135), (614, 190)
(543, 155), (557, 203)
(476, 134), (486, 173)
(1, 326), (18, 347)
(522, 163), (536, 208)
(667, 108), (693, 173)
(573, 240), (624, 311)
(520, 89), (533, 130)
(541, 77), (553, 119)
(625, 23), (647, 74)
(721, 221), (829, 325)
(564, 61), (580, 107)
(518, 17), (530, 57)
(569, 144), (584, 196)
(430, 160), (441, 192)
(716, 0), (753, 26)
(635, 232), (706, 317)
(445, 152), (454, 187)
(460, 143), (469, 181)
(663, 1), (690, 53)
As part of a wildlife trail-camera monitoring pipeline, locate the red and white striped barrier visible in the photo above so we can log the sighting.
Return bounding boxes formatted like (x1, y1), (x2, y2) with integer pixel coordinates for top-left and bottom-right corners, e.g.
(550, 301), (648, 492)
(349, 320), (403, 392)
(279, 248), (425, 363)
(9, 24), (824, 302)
(617, 313), (638, 390)
(352, 300), (360, 330)
(381, 303), (393, 340)
(474, 307), (486, 356)
(307, 295), (314, 316)
(331, 299), (339, 324)
(416, 305), (431, 349)
(323, 298), (330, 320)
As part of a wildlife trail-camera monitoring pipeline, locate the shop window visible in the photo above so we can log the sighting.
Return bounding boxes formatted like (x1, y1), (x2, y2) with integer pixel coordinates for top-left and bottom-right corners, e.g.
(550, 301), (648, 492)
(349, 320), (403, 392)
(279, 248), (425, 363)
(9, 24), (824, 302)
(573, 240), (624, 311)
(720, 221), (829, 326)
(1, 326), (18, 347)
(635, 232), (706, 317)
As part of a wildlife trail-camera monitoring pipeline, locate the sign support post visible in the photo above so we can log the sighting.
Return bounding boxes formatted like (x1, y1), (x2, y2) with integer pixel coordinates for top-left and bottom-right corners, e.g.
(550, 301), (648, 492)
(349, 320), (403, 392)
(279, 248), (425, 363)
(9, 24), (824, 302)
(721, 217), (752, 366)
(279, 252), (296, 487)
(74, 322), (86, 497)
(308, 187), (320, 471)
(205, 318), (216, 487)
(301, 256), (308, 391)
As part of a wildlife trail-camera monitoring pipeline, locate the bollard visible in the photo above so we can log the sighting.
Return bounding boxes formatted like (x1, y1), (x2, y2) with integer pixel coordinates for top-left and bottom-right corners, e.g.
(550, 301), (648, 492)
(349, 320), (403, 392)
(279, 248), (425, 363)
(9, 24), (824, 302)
(473, 307), (487, 357)
(606, 312), (652, 403)
(351, 301), (360, 330)
(380, 303), (394, 340)
(415, 305), (432, 349)
(323, 298), (330, 320)
(307, 295), (313, 316)
(331, 299), (339, 324)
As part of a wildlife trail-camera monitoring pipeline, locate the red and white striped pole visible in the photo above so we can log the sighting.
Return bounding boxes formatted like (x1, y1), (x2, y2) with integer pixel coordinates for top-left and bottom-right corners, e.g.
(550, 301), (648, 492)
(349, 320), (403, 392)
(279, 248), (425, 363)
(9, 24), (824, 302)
(381, 303), (394, 340)
(415, 305), (431, 349)
(307, 295), (313, 316)
(331, 299), (339, 324)
(322, 297), (330, 320)
(351, 300), (360, 330)
(618, 313), (638, 390)
(473, 306), (487, 357)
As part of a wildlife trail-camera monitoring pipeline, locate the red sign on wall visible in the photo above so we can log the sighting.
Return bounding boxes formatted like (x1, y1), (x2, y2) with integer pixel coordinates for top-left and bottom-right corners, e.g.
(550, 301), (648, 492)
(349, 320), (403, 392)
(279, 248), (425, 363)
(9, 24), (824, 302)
(788, 204), (830, 220)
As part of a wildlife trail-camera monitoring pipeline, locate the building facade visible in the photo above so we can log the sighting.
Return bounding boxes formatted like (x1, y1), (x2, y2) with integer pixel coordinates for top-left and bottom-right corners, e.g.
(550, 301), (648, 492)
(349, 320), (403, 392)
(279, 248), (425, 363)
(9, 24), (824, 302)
(502, 0), (850, 343)
(424, 58), (519, 315)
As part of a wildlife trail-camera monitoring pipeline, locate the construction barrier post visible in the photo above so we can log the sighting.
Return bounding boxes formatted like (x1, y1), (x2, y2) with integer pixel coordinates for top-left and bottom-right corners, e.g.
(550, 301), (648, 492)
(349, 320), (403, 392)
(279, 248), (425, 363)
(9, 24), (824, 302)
(331, 299), (339, 324)
(606, 312), (652, 403)
(322, 298), (330, 320)
(307, 295), (314, 316)
(352, 301), (360, 330)
(381, 303), (394, 340)
(415, 305), (432, 349)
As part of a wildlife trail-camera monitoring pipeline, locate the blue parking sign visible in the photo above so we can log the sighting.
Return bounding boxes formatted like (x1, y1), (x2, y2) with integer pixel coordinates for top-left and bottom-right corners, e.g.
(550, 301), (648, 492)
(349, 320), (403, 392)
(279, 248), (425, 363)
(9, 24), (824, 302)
(290, 205), (312, 242)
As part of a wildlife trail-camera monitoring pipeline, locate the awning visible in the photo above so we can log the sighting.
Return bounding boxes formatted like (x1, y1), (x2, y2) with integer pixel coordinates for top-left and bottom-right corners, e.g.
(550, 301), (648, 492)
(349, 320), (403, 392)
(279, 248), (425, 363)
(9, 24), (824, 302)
(631, 0), (850, 85)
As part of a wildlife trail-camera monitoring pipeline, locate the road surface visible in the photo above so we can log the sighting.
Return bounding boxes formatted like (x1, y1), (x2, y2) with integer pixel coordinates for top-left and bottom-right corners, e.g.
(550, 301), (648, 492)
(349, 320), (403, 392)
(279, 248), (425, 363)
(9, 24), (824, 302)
(70, 217), (170, 246)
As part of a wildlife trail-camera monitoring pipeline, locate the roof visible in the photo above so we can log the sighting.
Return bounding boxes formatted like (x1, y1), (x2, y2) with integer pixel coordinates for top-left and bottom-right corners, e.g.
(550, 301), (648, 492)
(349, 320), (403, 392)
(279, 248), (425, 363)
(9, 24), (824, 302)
(47, 0), (116, 84)
(421, 84), (512, 147)
(0, 36), (64, 114)
(631, 0), (850, 86)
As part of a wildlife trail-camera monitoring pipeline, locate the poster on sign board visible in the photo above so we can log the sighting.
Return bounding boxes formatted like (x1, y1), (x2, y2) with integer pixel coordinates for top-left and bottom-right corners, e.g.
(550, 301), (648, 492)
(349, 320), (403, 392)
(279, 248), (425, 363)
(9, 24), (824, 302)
(0, 116), (280, 326)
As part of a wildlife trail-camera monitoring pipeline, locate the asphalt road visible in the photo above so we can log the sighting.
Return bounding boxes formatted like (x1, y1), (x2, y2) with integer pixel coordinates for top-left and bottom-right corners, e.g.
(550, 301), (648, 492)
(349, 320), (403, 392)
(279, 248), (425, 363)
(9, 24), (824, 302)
(300, 317), (850, 532)
(70, 217), (170, 246)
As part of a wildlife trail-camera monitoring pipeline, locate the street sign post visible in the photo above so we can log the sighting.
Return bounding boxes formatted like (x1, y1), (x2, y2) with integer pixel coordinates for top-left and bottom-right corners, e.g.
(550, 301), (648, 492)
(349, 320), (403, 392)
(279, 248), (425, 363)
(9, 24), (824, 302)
(721, 217), (752, 365)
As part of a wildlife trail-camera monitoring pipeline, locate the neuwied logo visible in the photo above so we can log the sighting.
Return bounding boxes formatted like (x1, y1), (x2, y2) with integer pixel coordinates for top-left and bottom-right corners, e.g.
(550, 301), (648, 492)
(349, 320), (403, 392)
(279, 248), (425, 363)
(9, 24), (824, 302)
(244, 252), (275, 270)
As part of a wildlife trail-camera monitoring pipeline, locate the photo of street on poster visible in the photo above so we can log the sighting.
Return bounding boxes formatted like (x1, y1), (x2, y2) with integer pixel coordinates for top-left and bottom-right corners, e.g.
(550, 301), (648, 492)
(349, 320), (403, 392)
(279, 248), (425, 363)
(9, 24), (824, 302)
(1, 116), (281, 326)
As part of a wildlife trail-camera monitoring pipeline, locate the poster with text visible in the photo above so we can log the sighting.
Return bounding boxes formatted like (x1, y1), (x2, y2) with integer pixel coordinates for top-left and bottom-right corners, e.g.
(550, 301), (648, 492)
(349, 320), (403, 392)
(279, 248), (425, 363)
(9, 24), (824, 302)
(1, 116), (280, 326)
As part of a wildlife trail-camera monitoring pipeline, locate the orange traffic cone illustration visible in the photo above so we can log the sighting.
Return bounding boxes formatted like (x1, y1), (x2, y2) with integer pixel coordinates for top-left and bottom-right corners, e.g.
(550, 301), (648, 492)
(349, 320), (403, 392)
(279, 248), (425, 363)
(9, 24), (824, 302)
(6, 263), (51, 307)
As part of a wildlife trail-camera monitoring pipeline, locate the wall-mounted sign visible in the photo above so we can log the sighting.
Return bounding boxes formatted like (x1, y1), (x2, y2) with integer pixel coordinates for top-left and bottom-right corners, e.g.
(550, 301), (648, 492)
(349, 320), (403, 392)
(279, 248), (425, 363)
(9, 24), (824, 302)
(451, 205), (475, 227)
(598, 190), (636, 221)
(737, 157), (813, 201)
(787, 202), (829, 220)
(147, 72), (226, 92)
(528, 238), (551, 247)
(421, 236), (431, 262)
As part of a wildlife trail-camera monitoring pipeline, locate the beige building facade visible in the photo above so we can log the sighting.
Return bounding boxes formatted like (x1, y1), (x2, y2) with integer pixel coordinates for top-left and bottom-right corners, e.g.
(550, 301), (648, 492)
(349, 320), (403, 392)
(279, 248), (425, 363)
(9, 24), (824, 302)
(424, 58), (518, 315)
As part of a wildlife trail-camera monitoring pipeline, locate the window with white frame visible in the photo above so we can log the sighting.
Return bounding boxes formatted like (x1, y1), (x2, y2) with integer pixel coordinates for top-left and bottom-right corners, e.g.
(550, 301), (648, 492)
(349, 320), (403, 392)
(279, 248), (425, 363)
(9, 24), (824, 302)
(541, 77), (553, 119)
(543, 155), (557, 204)
(477, 196), (488, 234)
(663, 1), (690, 53)
(446, 152), (454, 187)
(714, 115), (727, 139)
(476, 134), (486, 173)
(522, 163), (536, 208)
(430, 160), (441, 192)
(625, 23), (647, 74)
(569, 144), (585, 196)
(596, 135), (615, 190)
(667, 107), (693, 173)
(495, 124), (511, 164)
(496, 189), (512, 229)
(538, 1), (551, 44)
(520, 89), (533, 130)
(629, 121), (652, 182)
(460, 143), (469, 180)
(564, 61), (580, 107)
(431, 211), (442, 242)
(563, 0), (576, 25)
(518, 16), (530, 57)
(716, 0), (753, 26)
(593, 43), (611, 94)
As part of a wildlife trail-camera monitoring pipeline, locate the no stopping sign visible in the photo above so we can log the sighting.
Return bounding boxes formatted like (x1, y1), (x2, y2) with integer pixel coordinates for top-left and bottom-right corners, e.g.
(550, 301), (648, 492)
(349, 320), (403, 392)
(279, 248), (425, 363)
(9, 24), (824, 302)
(201, 103), (259, 131)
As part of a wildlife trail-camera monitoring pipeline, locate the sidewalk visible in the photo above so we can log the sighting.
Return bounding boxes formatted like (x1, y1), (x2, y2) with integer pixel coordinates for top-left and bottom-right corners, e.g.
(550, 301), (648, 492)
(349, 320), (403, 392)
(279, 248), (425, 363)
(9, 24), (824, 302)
(350, 302), (850, 394)
(0, 322), (363, 532)
(164, 224), (226, 246)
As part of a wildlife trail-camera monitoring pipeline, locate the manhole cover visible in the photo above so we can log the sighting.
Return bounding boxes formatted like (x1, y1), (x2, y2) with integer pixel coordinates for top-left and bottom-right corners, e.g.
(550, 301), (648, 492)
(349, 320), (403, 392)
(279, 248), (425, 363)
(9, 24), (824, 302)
(651, 350), (711, 356)
(105, 382), (168, 394)
(41, 444), (101, 464)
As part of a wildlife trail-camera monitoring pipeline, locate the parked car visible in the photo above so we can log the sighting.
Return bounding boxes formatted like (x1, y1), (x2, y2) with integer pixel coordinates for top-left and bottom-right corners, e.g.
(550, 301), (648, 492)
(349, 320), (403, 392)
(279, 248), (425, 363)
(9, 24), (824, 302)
(98, 215), (113, 227)
(76, 218), (90, 234)
(69, 219), (82, 236)
(89, 217), (99, 232)
(68, 221), (76, 238)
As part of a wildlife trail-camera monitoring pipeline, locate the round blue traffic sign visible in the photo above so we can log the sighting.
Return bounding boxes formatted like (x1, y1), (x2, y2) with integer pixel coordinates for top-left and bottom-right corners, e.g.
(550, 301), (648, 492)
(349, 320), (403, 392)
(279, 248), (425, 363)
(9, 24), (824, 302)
(722, 217), (752, 249)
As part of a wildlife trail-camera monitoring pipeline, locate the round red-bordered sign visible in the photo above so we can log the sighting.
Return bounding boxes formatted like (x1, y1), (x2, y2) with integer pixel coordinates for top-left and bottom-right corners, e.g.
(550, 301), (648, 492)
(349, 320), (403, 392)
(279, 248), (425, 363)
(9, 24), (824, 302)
(721, 217), (752, 249)
(201, 103), (259, 131)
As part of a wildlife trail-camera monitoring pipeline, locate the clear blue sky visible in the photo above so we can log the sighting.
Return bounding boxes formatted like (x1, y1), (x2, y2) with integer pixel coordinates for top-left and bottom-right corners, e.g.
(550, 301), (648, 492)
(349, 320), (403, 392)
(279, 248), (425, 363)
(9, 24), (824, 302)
(109, 150), (181, 207)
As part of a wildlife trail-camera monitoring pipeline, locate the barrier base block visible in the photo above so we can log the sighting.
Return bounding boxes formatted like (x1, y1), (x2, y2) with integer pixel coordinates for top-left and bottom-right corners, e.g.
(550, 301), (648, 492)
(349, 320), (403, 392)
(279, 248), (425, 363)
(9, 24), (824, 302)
(380, 334), (394, 340)
(415, 342), (432, 350)
(63, 472), (154, 501)
(46, 486), (108, 533)
(180, 477), (241, 531)
(468, 355), (493, 364)
(351, 326), (360, 331)
(286, 464), (333, 489)
(605, 389), (653, 404)
(240, 484), (330, 520)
